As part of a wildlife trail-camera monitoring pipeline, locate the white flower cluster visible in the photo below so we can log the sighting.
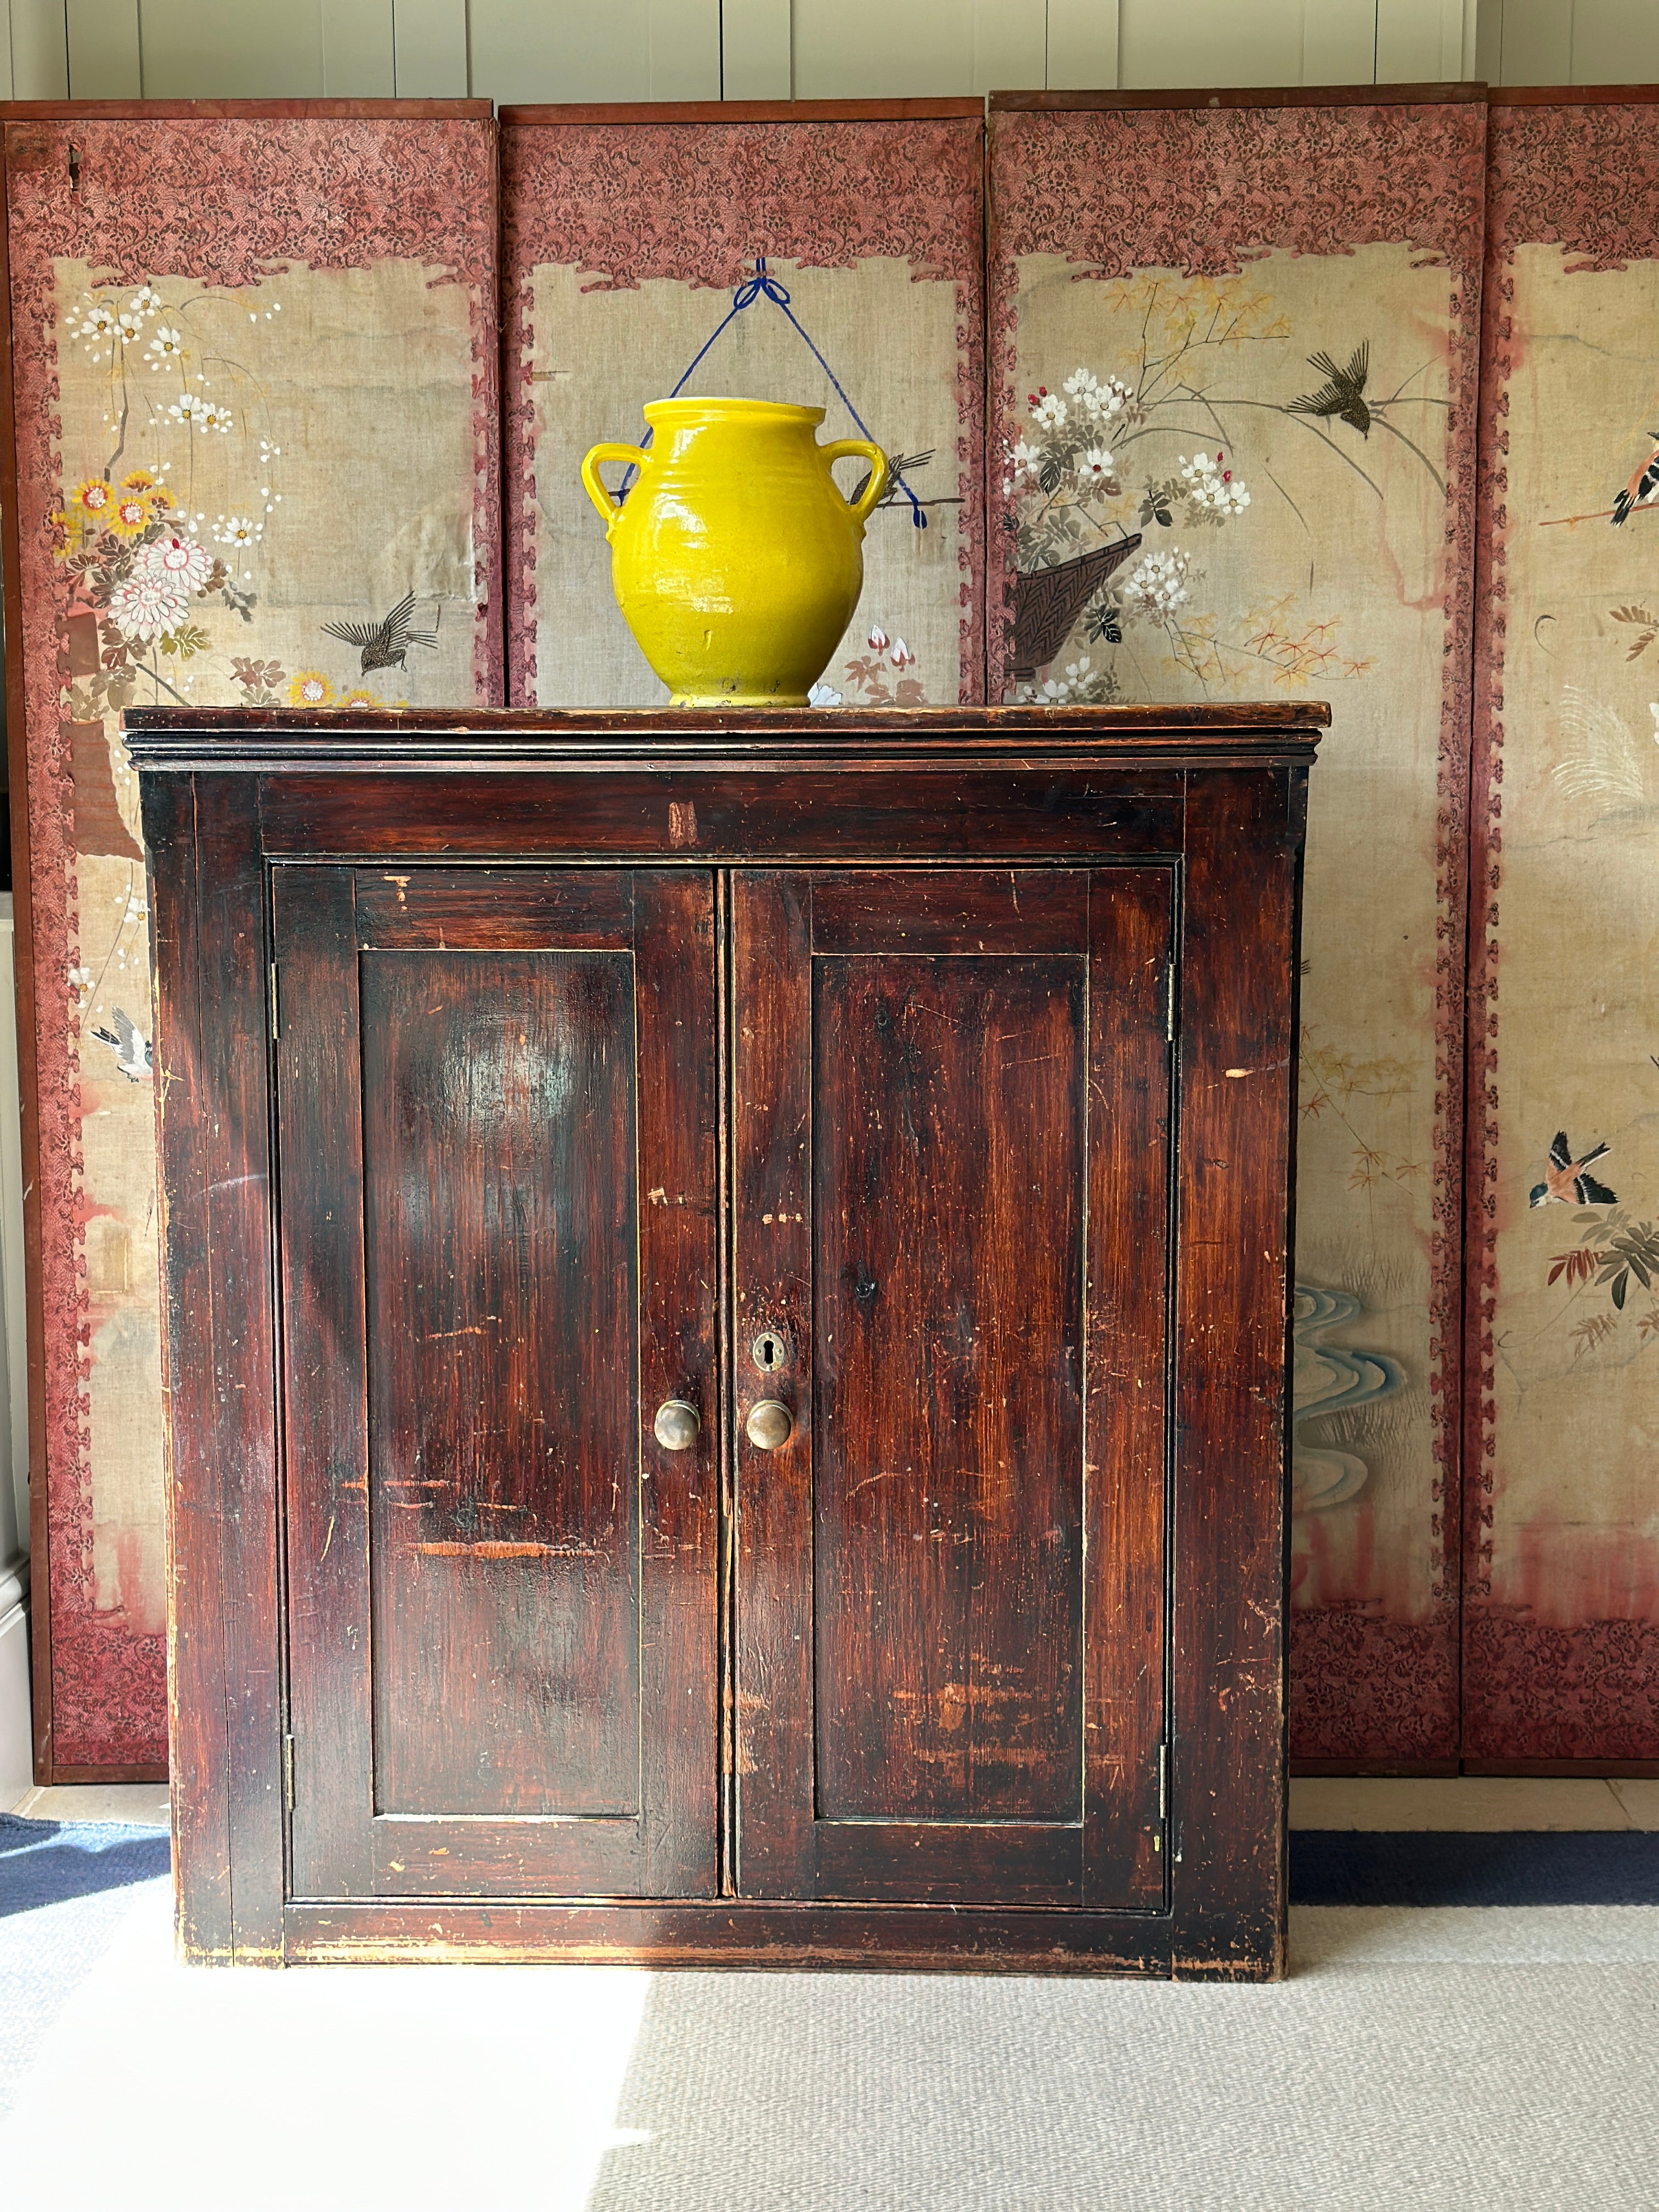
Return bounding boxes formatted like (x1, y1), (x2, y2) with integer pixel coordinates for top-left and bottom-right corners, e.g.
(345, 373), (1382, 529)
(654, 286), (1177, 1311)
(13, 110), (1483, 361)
(107, 532), (213, 644)
(1040, 656), (1096, 702)
(71, 287), (164, 356)
(1063, 368), (1132, 422)
(1125, 549), (1191, 619)
(1030, 390), (1067, 429)
(1180, 450), (1250, 516)
(170, 390), (233, 434)
(1077, 446), (1114, 484)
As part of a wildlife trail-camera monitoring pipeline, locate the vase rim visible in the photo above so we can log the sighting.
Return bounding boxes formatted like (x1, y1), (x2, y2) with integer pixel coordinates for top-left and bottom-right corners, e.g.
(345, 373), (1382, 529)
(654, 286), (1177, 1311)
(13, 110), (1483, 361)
(642, 397), (827, 427)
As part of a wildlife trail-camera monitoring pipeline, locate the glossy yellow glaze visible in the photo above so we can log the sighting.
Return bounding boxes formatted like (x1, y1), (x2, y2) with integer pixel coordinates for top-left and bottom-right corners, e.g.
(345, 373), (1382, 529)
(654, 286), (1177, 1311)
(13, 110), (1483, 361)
(581, 398), (889, 706)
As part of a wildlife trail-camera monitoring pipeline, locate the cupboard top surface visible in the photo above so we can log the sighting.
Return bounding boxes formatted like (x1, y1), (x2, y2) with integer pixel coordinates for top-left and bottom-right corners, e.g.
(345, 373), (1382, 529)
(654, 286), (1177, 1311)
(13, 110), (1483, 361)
(123, 702), (1328, 774)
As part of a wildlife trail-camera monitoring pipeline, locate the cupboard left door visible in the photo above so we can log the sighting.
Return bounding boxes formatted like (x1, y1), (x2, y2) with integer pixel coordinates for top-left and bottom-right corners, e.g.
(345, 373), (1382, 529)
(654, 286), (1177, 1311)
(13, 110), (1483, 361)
(274, 866), (720, 1902)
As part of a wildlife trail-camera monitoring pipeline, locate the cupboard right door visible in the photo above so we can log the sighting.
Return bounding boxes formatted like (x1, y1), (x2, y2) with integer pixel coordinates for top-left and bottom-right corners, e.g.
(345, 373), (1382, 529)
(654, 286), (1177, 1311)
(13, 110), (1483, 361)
(732, 866), (1173, 1910)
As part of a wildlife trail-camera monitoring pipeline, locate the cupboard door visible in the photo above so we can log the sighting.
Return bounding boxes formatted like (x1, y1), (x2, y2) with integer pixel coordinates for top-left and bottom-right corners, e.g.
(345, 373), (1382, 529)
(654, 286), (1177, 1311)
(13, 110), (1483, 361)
(277, 867), (718, 1900)
(732, 868), (1172, 1909)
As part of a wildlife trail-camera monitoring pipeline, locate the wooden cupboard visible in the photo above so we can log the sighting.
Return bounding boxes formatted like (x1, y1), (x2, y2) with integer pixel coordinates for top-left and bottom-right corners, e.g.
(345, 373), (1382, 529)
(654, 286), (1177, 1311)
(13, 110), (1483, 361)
(132, 704), (1321, 1977)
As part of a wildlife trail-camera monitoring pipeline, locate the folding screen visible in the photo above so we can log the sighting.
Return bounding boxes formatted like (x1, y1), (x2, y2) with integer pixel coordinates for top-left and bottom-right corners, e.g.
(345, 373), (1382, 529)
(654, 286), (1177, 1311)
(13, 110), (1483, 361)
(989, 89), (1486, 1766)
(1, 101), (503, 1775)
(1468, 92), (1659, 1765)
(502, 99), (985, 709)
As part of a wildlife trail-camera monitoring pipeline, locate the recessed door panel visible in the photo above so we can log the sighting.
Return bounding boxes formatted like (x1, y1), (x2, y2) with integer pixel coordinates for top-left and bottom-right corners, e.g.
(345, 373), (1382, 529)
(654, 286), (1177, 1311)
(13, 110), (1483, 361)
(278, 867), (718, 1902)
(733, 867), (1172, 1910)
(813, 953), (1085, 1822)
(363, 949), (639, 1820)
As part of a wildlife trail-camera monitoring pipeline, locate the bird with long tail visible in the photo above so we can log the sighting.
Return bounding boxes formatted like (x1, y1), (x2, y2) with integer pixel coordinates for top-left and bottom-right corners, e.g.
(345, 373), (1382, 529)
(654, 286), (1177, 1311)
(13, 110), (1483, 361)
(321, 590), (440, 675)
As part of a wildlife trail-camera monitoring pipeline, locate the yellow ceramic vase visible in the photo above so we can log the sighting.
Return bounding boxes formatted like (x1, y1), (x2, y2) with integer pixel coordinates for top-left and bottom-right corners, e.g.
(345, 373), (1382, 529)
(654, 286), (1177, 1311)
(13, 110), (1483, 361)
(580, 398), (889, 706)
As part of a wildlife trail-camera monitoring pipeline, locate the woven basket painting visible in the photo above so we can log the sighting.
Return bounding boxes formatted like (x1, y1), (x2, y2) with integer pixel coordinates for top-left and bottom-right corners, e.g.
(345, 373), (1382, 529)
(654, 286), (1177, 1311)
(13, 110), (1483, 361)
(989, 91), (1486, 1764)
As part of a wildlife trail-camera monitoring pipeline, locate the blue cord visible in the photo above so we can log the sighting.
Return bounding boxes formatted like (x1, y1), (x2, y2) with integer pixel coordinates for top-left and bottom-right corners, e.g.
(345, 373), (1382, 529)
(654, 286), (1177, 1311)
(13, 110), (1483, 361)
(616, 259), (926, 529)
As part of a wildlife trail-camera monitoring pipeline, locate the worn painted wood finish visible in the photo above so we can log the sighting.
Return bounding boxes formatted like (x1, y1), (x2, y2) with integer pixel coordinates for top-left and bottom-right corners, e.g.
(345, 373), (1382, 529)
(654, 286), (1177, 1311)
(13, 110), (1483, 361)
(133, 705), (1316, 1977)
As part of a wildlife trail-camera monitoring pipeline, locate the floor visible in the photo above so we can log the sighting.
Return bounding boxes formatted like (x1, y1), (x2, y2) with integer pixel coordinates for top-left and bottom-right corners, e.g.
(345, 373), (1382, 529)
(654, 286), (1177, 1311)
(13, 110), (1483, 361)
(2, 1778), (1657, 2210)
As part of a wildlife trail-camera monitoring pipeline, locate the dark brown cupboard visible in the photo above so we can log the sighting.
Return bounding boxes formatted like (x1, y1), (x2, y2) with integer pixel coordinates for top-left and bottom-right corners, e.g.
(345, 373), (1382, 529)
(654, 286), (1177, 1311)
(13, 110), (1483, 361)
(134, 705), (1320, 1978)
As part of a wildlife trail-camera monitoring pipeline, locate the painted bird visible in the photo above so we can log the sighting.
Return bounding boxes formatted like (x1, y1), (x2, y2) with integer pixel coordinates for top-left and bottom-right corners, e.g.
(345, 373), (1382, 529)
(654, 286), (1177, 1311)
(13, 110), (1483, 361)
(1529, 1130), (1617, 1209)
(1289, 341), (1372, 437)
(1611, 433), (1659, 525)
(320, 590), (439, 675)
(851, 448), (933, 510)
(91, 1007), (151, 1082)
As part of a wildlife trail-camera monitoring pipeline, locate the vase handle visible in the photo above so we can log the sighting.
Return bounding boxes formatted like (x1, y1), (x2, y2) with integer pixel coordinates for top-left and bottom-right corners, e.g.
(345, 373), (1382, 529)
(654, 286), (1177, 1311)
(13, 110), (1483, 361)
(821, 441), (890, 528)
(581, 443), (648, 529)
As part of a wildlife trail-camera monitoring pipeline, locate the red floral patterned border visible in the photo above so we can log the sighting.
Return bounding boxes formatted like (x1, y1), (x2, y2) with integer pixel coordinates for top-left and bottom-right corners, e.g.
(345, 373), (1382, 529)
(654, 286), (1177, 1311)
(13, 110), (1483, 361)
(1466, 100), (1659, 1760)
(989, 101), (1487, 1763)
(1289, 1610), (1459, 1763)
(501, 116), (985, 707)
(5, 114), (502, 1769)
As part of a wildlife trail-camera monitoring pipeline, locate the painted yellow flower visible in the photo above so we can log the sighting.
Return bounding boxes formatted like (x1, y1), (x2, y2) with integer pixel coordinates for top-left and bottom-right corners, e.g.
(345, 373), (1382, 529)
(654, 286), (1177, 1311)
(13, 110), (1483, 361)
(75, 477), (112, 521)
(121, 469), (155, 493)
(337, 689), (382, 710)
(109, 492), (151, 540)
(288, 670), (335, 708)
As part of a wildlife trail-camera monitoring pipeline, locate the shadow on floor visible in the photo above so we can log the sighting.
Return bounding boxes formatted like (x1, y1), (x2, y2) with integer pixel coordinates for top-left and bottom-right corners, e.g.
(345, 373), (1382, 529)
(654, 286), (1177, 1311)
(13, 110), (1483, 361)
(0, 1813), (170, 1918)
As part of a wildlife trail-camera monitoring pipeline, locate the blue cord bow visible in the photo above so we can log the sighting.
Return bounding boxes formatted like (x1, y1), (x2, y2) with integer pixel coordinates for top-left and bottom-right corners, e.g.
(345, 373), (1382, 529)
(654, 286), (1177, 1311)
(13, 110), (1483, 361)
(617, 258), (927, 529)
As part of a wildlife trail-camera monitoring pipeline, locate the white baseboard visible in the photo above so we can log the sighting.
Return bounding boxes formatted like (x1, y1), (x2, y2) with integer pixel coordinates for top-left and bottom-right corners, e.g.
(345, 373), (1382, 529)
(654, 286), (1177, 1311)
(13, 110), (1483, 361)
(0, 1592), (32, 1812)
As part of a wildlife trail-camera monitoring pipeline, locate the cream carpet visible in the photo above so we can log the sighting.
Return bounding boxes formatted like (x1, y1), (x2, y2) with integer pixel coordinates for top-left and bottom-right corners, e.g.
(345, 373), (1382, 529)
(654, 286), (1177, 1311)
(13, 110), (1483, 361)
(0, 1880), (1655, 2211)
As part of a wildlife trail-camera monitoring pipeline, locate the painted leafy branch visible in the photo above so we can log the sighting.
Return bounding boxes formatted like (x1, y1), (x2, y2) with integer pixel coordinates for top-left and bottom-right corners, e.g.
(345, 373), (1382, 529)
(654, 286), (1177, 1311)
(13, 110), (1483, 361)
(1610, 604), (1659, 661)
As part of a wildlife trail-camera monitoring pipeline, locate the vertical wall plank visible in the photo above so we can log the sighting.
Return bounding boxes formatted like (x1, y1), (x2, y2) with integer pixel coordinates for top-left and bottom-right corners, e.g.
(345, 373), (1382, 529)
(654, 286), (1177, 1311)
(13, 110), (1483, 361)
(137, 2), (325, 97)
(392, 0), (469, 94)
(10, 0), (68, 97)
(1045, 0), (1119, 91)
(322, 0), (396, 93)
(66, 0), (140, 95)
(1303, 0), (1382, 81)
(1571, 0), (1659, 84)
(650, 0), (719, 97)
(720, 0), (790, 96)
(1118, 0), (1313, 89)
(1375, 0), (1470, 79)
(792, 0), (1044, 98)
(1494, 0), (1571, 81)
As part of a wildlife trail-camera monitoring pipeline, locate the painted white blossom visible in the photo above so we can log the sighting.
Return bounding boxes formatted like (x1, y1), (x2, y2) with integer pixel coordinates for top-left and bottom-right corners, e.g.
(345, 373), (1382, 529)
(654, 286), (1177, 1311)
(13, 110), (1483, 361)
(76, 303), (117, 340)
(196, 397), (234, 434)
(1064, 368), (1131, 421)
(867, 625), (888, 652)
(889, 637), (914, 669)
(169, 391), (209, 426)
(1030, 391), (1067, 430)
(134, 533), (213, 593)
(131, 286), (163, 315)
(1009, 438), (1043, 483)
(213, 515), (261, 548)
(1125, 548), (1191, 618)
(808, 681), (842, 708)
(1180, 450), (1251, 516)
(1077, 446), (1114, 485)
(108, 572), (190, 644)
(146, 325), (185, 368)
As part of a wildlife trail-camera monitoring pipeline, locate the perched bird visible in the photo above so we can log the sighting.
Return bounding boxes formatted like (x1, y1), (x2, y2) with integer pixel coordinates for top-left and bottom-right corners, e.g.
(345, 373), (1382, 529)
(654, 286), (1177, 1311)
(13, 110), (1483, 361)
(91, 1007), (151, 1082)
(851, 448), (933, 510)
(1530, 1130), (1617, 1209)
(1611, 433), (1659, 525)
(321, 590), (439, 675)
(1289, 342), (1372, 437)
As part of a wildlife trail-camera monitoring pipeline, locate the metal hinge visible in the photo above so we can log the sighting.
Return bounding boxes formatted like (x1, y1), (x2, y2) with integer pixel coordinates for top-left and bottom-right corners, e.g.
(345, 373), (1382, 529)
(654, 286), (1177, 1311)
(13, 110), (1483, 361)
(1165, 963), (1176, 1043)
(283, 1733), (296, 1812)
(269, 962), (281, 1040)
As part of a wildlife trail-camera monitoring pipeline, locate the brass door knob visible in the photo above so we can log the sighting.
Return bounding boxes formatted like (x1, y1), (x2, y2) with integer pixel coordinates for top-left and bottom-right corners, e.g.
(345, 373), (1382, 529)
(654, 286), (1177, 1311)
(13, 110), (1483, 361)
(653, 1400), (701, 1452)
(746, 1400), (794, 1451)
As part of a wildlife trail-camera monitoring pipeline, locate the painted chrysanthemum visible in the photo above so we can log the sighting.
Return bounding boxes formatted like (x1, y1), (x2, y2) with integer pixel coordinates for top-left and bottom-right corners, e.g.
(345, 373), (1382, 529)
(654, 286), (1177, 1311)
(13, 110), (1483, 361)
(75, 477), (112, 520)
(108, 572), (190, 644)
(289, 671), (335, 707)
(134, 534), (213, 593)
(337, 689), (382, 710)
(109, 493), (151, 541)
